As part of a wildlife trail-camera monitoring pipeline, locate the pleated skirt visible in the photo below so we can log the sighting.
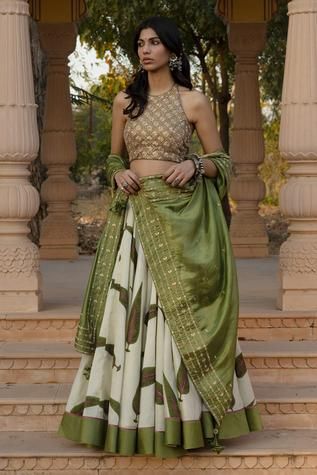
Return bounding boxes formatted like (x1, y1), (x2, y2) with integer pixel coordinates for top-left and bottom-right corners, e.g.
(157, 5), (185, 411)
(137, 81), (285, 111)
(58, 202), (263, 458)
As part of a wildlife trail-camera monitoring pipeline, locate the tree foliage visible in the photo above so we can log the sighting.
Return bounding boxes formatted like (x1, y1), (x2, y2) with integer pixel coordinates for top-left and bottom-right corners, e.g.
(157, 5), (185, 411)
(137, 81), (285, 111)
(70, 71), (127, 184)
(259, 116), (288, 205)
(258, 0), (289, 203)
(29, 18), (47, 245)
(260, 0), (289, 112)
(71, 102), (110, 184)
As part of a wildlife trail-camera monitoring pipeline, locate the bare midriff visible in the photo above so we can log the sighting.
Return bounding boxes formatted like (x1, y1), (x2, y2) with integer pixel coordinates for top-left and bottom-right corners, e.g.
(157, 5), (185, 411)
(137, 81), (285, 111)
(130, 159), (179, 178)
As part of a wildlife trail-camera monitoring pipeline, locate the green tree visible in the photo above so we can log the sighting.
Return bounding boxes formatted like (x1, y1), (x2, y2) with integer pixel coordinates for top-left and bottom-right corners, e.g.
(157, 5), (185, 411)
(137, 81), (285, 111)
(70, 72), (127, 183)
(71, 100), (111, 183)
(260, 0), (289, 114)
(259, 115), (288, 205)
(258, 0), (289, 205)
(29, 18), (47, 245)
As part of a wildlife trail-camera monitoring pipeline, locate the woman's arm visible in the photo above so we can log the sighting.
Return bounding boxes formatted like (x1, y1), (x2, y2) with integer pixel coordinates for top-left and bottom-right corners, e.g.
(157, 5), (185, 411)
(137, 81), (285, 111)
(164, 89), (224, 187)
(190, 91), (223, 178)
(110, 92), (140, 194)
(111, 92), (128, 156)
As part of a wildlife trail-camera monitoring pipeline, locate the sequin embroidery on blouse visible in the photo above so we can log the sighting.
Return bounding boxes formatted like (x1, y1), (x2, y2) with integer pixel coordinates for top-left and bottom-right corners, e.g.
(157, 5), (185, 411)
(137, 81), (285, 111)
(124, 84), (193, 163)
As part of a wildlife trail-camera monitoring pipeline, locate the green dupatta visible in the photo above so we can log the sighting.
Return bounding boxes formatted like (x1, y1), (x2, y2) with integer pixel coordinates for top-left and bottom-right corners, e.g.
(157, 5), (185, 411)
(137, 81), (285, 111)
(75, 152), (238, 445)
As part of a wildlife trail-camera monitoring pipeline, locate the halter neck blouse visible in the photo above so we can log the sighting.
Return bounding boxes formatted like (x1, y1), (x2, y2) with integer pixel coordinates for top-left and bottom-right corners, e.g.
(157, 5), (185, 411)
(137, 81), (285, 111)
(124, 84), (193, 163)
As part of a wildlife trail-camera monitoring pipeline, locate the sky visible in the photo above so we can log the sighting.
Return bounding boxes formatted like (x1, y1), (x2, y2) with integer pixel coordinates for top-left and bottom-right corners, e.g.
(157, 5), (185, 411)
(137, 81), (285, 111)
(69, 38), (109, 90)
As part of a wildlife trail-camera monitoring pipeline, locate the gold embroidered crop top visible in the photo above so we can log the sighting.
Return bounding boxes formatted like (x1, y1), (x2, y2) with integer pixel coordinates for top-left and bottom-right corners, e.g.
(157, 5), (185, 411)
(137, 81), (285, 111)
(124, 83), (193, 163)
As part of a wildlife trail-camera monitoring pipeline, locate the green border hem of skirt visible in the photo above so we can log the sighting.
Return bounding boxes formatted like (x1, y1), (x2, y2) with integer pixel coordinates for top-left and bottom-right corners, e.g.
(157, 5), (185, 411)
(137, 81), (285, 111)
(58, 405), (263, 458)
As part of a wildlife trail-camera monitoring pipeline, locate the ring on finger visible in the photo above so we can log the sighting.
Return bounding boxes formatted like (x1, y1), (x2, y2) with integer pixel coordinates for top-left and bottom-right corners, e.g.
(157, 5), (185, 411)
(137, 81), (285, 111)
(123, 182), (129, 188)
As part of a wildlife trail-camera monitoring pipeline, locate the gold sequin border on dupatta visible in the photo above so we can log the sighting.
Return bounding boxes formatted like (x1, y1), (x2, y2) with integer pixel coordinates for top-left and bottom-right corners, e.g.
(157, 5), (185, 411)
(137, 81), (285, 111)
(75, 192), (127, 354)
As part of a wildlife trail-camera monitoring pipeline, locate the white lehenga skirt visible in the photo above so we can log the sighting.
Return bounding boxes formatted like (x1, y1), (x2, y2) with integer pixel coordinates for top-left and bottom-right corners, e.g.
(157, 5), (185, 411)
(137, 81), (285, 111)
(58, 202), (262, 457)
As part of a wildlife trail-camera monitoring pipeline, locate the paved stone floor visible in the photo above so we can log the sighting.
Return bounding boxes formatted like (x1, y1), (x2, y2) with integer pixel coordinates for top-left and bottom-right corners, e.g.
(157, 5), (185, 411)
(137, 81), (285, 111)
(40, 256), (280, 314)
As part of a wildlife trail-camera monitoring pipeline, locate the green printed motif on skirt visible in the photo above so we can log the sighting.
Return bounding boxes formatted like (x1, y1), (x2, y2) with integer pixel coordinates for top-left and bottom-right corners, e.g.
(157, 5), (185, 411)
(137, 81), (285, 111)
(126, 283), (142, 351)
(176, 360), (190, 402)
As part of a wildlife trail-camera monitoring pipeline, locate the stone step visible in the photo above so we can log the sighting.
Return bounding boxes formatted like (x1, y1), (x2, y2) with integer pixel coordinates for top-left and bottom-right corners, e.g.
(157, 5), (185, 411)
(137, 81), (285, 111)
(0, 342), (78, 384)
(1, 311), (317, 342)
(255, 382), (317, 430)
(0, 341), (316, 384)
(238, 311), (317, 341)
(0, 313), (78, 342)
(1, 382), (317, 432)
(244, 340), (317, 383)
(0, 383), (68, 432)
(1, 430), (317, 474)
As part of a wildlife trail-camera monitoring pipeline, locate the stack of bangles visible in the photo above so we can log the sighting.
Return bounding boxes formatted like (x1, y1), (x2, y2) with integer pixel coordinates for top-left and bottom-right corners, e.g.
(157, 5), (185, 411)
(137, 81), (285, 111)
(187, 153), (205, 181)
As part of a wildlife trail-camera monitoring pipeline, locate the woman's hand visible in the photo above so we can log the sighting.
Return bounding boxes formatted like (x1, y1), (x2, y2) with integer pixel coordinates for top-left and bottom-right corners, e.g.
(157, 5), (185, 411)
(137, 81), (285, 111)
(114, 169), (140, 195)
(163, 160), (195, 187)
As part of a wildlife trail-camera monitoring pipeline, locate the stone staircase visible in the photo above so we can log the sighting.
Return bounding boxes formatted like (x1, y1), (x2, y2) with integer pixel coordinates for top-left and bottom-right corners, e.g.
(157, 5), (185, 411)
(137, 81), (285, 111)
(1, 259), (317, 474)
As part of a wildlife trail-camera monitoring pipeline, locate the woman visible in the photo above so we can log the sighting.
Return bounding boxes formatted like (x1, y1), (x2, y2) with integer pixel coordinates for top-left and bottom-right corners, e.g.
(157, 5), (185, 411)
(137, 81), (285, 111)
(59, 16), (262, 458)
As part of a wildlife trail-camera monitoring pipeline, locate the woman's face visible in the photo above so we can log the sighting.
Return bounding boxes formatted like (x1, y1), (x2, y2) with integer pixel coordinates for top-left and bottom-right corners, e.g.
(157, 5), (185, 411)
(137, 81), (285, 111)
(137, 27), (170, 72)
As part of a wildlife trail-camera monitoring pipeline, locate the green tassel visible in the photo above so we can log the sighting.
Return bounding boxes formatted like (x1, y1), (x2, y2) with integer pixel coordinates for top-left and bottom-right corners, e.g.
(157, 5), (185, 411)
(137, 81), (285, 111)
(208, 428), (224, 454)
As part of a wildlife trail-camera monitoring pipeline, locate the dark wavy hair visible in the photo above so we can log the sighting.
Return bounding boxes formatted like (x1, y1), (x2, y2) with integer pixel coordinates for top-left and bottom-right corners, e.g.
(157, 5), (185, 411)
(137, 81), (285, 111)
(124, 16), (193, 119)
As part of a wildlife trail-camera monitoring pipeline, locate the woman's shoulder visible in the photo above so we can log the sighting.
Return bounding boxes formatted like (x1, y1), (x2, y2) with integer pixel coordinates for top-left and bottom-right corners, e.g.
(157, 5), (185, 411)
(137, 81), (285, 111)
(178, 86), (209, 107)
(178, 86), (210, 116)
(114, 90), (130, 107)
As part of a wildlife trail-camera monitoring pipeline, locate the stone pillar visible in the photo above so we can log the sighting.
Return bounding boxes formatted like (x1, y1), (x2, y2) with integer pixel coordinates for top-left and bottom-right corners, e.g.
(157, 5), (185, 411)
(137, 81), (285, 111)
(229, 24), (269, 257)
(278, 0), (317, 310)
(0, 0), (41, 311)
(38, 23), (78, 259)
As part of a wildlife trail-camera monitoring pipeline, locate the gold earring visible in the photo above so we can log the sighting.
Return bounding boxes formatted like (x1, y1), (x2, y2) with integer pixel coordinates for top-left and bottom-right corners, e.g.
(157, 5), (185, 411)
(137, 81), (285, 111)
(168, 53), (182, 72)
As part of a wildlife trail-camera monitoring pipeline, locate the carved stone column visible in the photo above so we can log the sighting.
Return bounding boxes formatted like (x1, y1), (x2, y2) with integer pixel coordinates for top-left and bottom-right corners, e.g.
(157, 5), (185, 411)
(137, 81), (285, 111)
(38, 23), (78, 259)
(229, 24), (269, 257)
(0, 0), (41, 311)
(278, 0), (317, 310)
